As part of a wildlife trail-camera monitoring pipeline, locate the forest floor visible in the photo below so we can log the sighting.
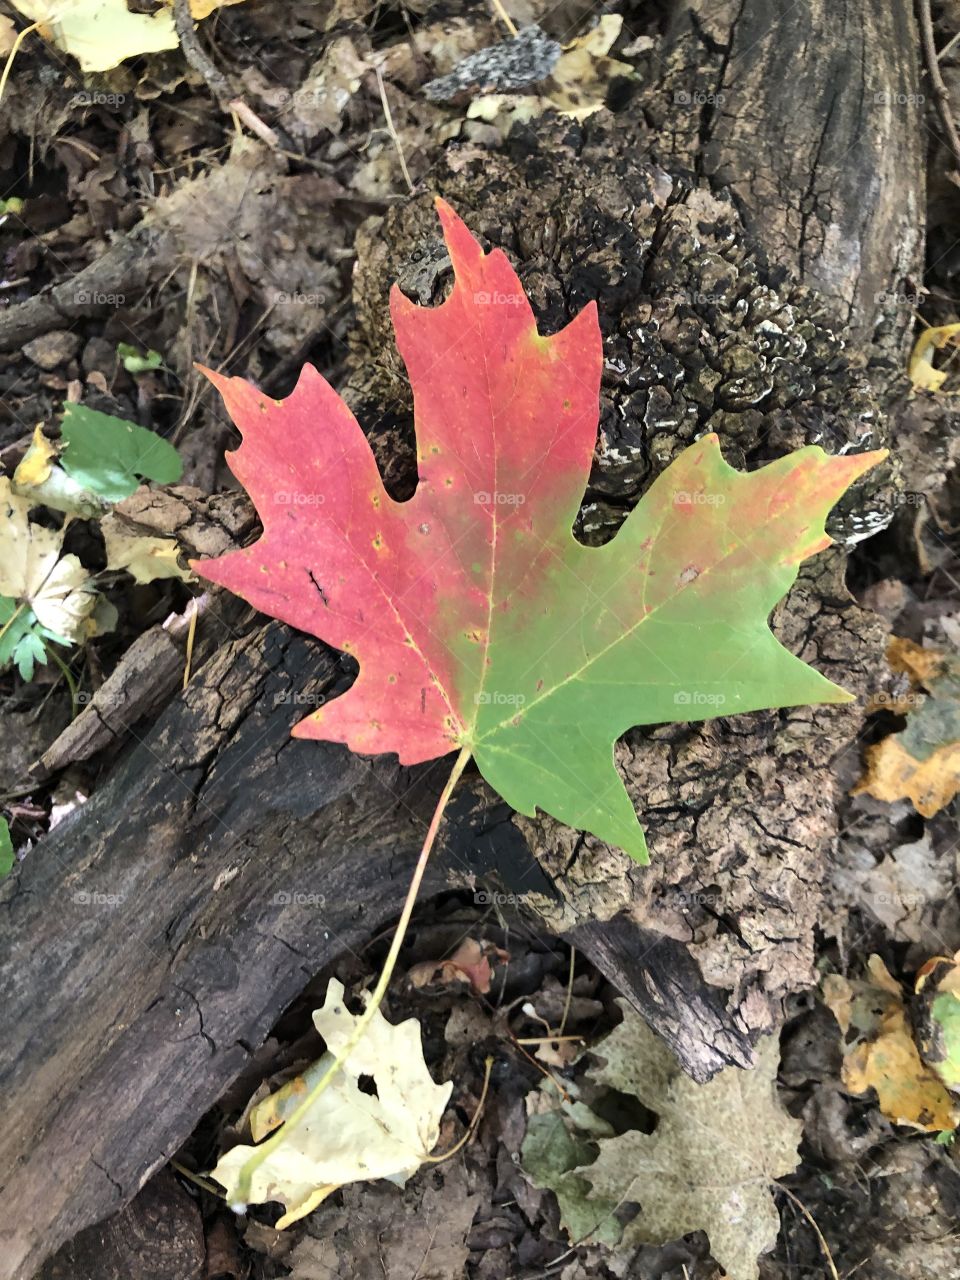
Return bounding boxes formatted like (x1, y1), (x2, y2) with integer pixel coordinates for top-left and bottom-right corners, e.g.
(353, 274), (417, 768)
(2, 2), (960, 1279)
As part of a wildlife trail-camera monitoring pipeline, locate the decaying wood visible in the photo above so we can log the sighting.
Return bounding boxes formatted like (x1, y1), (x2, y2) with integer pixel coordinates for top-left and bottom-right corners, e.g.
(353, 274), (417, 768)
(0, 1), (924, 1277)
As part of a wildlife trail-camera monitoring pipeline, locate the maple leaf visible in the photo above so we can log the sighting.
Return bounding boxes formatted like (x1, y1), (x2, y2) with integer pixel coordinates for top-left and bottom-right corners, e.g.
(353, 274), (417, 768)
(194, 200), (885, 862)
(211, 978), (452, 1227)
(579, 1002), (802, 1280)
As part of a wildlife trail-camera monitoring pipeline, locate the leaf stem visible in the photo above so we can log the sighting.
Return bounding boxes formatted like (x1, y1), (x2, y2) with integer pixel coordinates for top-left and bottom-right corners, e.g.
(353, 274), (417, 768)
(0, 601), (26, 649)
(228, 745), (473, 1207)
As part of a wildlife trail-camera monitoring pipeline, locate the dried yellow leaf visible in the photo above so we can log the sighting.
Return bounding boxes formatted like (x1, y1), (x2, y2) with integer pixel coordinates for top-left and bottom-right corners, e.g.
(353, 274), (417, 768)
(13, 425), (57, 489)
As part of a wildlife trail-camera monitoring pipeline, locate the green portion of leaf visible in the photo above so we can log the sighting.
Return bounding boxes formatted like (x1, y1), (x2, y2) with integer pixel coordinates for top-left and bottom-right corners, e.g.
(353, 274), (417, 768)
(60, 403), (182, 502)
(521, 1111), (621, 1246)
(0, 816), (14, 878)
(927, 992), (960, 1091)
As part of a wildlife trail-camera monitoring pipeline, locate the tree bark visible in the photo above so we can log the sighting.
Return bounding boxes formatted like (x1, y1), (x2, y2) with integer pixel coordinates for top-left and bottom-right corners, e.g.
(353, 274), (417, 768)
(0, 1), (923, 1276)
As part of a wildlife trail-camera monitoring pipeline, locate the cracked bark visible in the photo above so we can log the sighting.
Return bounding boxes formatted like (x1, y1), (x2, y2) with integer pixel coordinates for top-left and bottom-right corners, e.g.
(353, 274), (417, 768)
(0, 2), (923, 1277)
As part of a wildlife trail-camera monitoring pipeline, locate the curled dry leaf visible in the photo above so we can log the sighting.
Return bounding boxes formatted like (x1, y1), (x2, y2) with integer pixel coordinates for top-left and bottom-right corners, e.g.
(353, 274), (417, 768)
(823, 955), (959, 1132)
(211, 979), (452, 1228)
(854, 635), (960, 817)
(908, 322), (960, 392)
(101, 512), (194, 585)
(914, 952), (960, 1093)
(407, 936), (508, 994)
(0, 476), (96, 645)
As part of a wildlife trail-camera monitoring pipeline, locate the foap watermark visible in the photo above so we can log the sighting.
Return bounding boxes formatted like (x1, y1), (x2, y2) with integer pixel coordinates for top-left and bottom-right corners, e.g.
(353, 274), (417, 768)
(874, 289), (923, 309)
(668, 889), (722, 910)
(73, 890), (124, 907)
(674, 88), (725, 107)
(674, 690), (726, 707)
(475, 890), (526, 906)
(871, 689), (925, 710)
(76, 689), (125, 708)
(273, 690), (327, 707)
(871, 890), (925, 908)
(271, 289), (327, 307)
(275, 490), (325, 506)
(674, 490), (726, 507)
(474, 290), (524, 306)
(474, 491), (526, 506)
(666, 289), (726, 307)
(273, 890), (326, 907)
(476, 691), (525, 707)
(72, 91), (126, 107)
(873, 90), (924, 106)
(75, 290), (124, 306)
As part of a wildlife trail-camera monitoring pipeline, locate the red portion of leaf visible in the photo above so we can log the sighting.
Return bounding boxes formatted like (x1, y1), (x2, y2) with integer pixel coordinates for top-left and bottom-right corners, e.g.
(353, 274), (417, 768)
(196, 199), (601, 764)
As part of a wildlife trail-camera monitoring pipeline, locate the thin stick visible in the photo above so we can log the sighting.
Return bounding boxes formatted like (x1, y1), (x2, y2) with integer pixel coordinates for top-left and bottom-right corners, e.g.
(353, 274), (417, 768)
(776, 1184), (840, 1280)
(0, 20), (41, 106)
(515, 1034), (584, 1045)
(919, 0), (960, 174)
(490, 0), (518, 37)
(559, 945), (575, 1035)
(170, 1158), (224, 1198)
(45, 646), (79, 719)
(0, 601), (26, 649)
(424, 1054), (494, 1162)
(182, 600), (199, 690)
(227, 746), (472, 1207)
(375, 66), (415, 194)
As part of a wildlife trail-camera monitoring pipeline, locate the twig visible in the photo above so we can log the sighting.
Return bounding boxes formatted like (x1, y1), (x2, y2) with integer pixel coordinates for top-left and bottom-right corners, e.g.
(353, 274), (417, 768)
(425, 1055), (494, 1161)
(490, 0), (518, 37)
(0, 20), (41, 106)
(375, 66), (415, 194)
(776, 1184), (840, 1280)
(182, 598), (199, 690)
(225, 747), (472, 1207)
(172, 0), (279, 147)
(918, 0), (960, 174)
(559, 945), (576, 1035)
(173, 0), (232, 101)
